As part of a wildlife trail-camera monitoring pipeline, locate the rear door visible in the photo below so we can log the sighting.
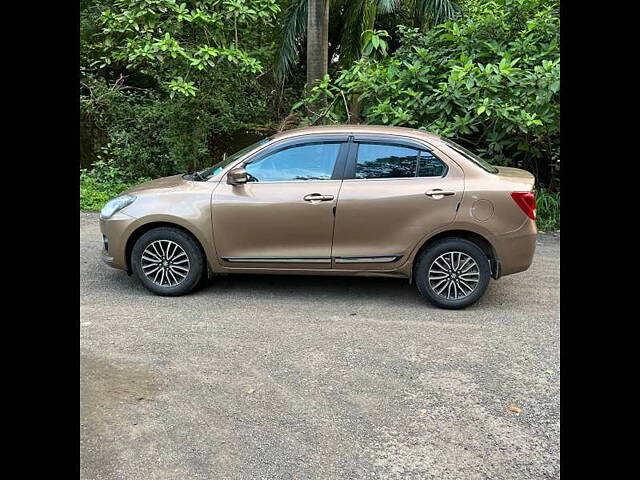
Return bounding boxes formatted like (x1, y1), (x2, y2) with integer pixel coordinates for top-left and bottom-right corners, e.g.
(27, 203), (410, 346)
(212, 135), (349, 269)
(331, 135), (464, 270)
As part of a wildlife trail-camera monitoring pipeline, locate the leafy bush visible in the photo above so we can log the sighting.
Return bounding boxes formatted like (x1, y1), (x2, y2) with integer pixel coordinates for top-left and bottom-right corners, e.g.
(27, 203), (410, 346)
(535, 188), (560, 231)
(81, 69), (271, 179)
(90, 0), (280, 98)
(80, 0), (287, 182)
(80, 160), (150, 211)
(297, 0), (560, 189)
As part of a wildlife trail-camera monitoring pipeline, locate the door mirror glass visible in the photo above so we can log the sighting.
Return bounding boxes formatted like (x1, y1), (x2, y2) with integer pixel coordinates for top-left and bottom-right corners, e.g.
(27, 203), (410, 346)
(227, 167), (248, 185)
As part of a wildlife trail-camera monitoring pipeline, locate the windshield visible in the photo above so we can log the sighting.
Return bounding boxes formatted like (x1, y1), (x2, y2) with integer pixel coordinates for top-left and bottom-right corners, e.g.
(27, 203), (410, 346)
(444, 139), (499, 174)
(199, 137), (272, 179)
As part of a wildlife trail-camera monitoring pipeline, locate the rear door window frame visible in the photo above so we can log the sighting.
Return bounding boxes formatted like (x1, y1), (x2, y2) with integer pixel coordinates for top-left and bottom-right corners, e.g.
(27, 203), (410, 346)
(343, 135), (449, 180)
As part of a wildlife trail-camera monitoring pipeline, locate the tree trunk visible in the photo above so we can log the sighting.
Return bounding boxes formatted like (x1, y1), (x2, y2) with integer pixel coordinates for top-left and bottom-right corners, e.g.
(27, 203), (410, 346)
(349, 93), (362, 124)
(306, 0), (329, 104)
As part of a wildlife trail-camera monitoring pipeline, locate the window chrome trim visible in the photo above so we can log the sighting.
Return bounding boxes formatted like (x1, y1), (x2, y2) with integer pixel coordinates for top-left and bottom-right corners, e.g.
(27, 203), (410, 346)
(344, 135), (449, 180)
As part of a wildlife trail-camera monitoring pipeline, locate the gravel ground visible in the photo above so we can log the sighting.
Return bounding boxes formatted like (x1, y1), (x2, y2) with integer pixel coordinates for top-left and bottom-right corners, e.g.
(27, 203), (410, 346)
(80, 211), (560, 480)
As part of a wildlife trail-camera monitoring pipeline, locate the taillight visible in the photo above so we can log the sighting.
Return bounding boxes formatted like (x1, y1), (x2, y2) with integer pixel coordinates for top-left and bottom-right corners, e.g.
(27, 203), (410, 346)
(511, 191), (536, 220)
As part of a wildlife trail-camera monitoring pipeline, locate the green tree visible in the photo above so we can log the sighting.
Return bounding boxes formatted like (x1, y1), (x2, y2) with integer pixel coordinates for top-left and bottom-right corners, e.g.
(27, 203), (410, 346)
(91, 0), (281, 97)
(81, 0), (284, 178)
(306, 0), (330, 91)
(274, 0), (458, 82)
(295, 0), (560, 187)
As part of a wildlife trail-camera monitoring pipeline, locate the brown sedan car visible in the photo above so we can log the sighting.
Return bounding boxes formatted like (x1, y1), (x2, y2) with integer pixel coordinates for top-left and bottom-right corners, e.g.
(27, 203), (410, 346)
(99, 125), (536, 309)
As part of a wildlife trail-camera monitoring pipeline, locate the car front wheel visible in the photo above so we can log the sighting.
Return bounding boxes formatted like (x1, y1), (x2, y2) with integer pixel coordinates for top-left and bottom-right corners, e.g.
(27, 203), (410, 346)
(131, 227), (205, 296)
(415, 238), (491, 309)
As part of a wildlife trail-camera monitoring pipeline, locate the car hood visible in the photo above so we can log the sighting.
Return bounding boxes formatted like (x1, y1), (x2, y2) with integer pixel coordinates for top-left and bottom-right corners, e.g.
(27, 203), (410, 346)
(122, 174), (190, 195)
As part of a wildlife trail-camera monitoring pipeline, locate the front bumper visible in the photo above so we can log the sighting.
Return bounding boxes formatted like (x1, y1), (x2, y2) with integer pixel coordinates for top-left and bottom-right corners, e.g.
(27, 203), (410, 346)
(99, 212), (137, 271)
(101, 248), (118, 268)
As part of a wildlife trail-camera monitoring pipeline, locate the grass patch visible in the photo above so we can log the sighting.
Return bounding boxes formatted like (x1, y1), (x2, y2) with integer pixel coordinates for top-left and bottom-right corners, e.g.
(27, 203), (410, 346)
(80, 175), (118, 211)
(536, 188), (560, 231)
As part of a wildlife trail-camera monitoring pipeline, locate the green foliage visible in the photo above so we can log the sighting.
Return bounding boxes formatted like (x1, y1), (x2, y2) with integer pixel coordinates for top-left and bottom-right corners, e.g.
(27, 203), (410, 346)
(338, 0), (379, 66)
(273, 0), (308, 82)
(295, 0), (560, 187)
(274, 0), (458, 81)
(81, 0), (560, 230)
(92, 0), (280, 97)
(80, 178), (112, 211)
(535, 188), (560, 231)
(81, 70), (270, 179)
(361, 29), (390, 59)
(80, 160), (151, 211)
(81, 0), (287, 184)
(413, 0), (459, 28)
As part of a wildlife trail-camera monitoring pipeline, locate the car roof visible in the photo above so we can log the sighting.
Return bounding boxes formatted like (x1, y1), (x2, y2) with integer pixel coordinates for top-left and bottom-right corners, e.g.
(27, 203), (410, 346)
(270, 125), (444, 144)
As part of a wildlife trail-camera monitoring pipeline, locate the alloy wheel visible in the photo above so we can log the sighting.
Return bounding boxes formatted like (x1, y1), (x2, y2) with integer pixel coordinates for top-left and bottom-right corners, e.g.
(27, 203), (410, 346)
(141, 240), (191, 287)
(428, 251), (480, 300)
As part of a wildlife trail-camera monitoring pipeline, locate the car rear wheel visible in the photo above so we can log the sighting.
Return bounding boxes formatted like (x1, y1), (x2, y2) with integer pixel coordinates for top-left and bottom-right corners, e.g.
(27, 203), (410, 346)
(131, 227), (204, 296)
(415, 238), (491, 309)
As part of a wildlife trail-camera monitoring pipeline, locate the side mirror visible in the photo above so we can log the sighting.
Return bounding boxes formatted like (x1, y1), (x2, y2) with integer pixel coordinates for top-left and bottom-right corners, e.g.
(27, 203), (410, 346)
(227, 167), (248, 185)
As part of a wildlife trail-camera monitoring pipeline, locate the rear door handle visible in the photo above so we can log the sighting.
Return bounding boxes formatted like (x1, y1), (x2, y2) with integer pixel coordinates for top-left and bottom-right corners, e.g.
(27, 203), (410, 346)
(303, 193), (334, 202)
(425, 189), (456, 199)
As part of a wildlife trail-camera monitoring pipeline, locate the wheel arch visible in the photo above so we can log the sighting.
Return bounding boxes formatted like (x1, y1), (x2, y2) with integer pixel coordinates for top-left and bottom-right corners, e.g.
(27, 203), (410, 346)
(125, 221), (209, 275)
(409, 229), (500, 283)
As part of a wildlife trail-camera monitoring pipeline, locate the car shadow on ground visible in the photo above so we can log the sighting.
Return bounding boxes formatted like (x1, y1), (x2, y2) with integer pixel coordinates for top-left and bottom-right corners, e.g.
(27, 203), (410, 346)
(201, 272), (418, 299)
(99, 266), (515, 312)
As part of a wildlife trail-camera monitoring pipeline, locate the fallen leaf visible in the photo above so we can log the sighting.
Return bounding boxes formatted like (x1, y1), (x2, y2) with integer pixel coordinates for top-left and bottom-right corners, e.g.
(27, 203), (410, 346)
(545, 369), (555, 375)
(506, 404), (522, 414)
(246, 389), (255, 394)
(418, 409), (427, 416)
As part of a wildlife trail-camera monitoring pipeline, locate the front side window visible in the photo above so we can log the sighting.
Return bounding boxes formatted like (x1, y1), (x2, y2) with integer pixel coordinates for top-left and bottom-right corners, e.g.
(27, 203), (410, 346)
(201, 137), (271, 179)
(355, 142), (447, 179)
(245, 141), (341, 182)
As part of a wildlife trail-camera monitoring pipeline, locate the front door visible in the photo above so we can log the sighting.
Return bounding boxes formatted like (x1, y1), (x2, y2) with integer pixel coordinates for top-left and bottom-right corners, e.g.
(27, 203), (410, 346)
(331, 137), (464, 270)
(212, 137), (349, 269)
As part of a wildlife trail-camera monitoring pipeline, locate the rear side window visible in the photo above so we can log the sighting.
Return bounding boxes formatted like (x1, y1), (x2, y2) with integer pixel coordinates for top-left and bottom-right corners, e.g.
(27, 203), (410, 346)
(418, 151), (447, 177)
(354, 142), (447, 179)
(444, 139), (499, 174)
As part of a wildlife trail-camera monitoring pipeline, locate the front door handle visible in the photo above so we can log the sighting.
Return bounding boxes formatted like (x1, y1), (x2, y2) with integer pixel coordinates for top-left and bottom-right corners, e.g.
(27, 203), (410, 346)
(425, 189), (456, 199)
(303, 193), (334, 202)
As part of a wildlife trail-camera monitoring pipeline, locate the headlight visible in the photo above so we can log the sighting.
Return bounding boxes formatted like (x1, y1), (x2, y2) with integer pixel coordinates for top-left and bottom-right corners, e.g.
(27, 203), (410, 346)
(100, 195), (136, 219)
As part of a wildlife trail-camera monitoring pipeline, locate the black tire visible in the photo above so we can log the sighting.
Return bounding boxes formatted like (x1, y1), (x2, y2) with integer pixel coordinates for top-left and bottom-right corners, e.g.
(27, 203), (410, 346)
(131, 227), (205, 296)
(415, 238), (491, 309)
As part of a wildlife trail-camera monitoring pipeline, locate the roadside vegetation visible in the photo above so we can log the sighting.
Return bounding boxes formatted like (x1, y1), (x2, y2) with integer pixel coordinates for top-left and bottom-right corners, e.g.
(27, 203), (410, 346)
(535, 188), (560, 232)
(80, 0), (559, 230)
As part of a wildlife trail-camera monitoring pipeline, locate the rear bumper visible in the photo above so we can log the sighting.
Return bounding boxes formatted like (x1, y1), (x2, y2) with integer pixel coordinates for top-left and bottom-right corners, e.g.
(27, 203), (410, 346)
(492, 219), (537, 277)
